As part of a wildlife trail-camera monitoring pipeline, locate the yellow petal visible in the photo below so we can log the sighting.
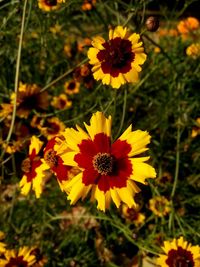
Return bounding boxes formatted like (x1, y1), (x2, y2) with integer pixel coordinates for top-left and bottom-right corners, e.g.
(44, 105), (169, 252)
(91, 36), (105, 50)
(29, 136), (43, 155)
(130, 161), (156, 184)
(88, 47), (100, 64)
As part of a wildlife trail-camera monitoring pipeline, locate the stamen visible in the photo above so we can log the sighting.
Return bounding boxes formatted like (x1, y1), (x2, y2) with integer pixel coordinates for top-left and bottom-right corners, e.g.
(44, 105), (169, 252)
(93, 152), (113, 175)
(44, 149), (58, 168)
(21, 158), (31, 173)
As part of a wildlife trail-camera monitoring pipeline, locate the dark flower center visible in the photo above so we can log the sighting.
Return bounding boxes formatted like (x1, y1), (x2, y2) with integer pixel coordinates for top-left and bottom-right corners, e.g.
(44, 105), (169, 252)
(68, 81), (76, 90)
(97, 37), (134, 77)
(126, 208), (139, 221)
(5, 256), (28, 267)
(46, 122), (60, 135)
(21, 158), (31, 173)
(44, 149), (58, 168)
(166, 247), (194, 267)
(45, 0), (57, 6)
(93, 152), (113, 175)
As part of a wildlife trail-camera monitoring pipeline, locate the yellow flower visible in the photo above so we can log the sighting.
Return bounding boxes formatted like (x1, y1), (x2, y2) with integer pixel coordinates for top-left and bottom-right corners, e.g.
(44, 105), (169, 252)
(64, 80), (80, 95)
(87, 26), (147, 89)
(122, 204), (145, 226)
(49, 23), (63, 35)
(186, 43), (200, 59)
(149, 196), (171, 217)
(61, 111), (156, 211)
(19, 136), (49, 198)
(39, 117), (65, 140)
(51, 94), (72, 110)
(0, 103), (13, 118)
(0, 246), (36, 266)
(191, 118), (200, 138)
(156, 236), (200, 267)
(38, 0), (65, 12)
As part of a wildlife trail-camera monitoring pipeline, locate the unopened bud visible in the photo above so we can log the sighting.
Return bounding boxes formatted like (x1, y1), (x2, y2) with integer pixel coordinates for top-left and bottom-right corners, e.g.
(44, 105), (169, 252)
(145, 16), (159, 32)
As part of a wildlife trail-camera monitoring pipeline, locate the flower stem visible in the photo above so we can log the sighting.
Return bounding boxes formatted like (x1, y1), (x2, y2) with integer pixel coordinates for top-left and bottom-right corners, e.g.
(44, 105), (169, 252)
(115, 87), (127, 139)
(40, 58), (88, 93)
(0, 0), (28, 161)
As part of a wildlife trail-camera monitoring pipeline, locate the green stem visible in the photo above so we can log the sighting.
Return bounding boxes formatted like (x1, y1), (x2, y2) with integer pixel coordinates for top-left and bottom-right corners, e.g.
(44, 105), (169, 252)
(115, 88), (127, 139)
(171, 123), (181, 198)
(40, 58), (88, 93)
(0, 0), (28, 161)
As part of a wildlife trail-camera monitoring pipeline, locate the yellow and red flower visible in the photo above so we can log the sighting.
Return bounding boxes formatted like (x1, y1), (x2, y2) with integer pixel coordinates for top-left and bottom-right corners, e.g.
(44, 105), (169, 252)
(156, 236), (200, 267)
(51, 94), (72, 110)
(11, 82), (49, 119)
(87, 26), (147, 89)
(61, 111), (156, 211)
(19, 136), (49, 198)
(149, 196), (171, 217)
(39, 117), (65, 140)
(38, 0), (65, 12)
(43, 136), (72, 191)
(122, 204), (145, 226)
(64, 80), (80, 95)
(0, 246), (36, 266)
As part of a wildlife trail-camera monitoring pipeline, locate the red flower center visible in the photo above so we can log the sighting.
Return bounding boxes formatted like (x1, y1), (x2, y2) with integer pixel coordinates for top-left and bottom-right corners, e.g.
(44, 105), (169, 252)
(93, 152), (113, 175)
(45, 0), (57, 6)
(97, 37), (134, 77)
(5, 256), (28, 267)
(166, 247), (194, 267)
(74, 133), (132, 192)
(67, 81), (76, 90)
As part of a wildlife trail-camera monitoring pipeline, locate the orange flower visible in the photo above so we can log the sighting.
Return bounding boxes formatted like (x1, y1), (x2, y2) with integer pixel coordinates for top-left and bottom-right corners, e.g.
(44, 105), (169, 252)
(177, 17), (199, 34)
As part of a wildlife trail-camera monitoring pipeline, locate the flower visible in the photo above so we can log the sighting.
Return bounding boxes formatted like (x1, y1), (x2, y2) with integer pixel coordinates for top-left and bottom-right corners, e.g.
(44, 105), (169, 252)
(121, 204), (145, 226)
(186, 43), (200, 59)
(191, 118), (200, 138)
(51, 94), (72, 109)
(0, 103), (13, 119)
(177, 17), (199, 35)
(87, 26), (147, 89)
(19, 136), (49, 198)
(149, 196), (171, 217)
(61, 111), (156, 211)
(82, 0), (96, 11)
(43, 136), (72, 192)
(0, 246), (36, 266)
(64, 80), (80, 95)
(39, 117), (65, 140)
(156, 236), (200, 267)
(11, 82), (49, 119)
(38, 0), (65, 12)
(73, 63), (94, 89)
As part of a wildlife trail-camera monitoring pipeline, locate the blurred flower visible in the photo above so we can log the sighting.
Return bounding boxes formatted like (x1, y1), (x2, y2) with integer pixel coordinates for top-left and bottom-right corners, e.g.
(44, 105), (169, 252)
(122, 204), (145, 226)
(11, 82), (49, 119)
(77, 38), (91, 52)
(0, 139), (23, 154)
(61, 111), (156, 211)
(158, 28), (178, 37)
(186, 43), (200, 59)
(43, 136), (72, 192)
(30, 115), (43, 129)
(73, 63), (94, 89)
(154, 47), (161, 53)
(149, 196), (171, 217)
(64, 80), (80, 95)
(177, 17), (199, 34)
(49, 23), (63, 35)
(157, 171), (172, 185)
(38, 0), (65, 12)
(82, 0), (96, 11)
(51, 94), (72, 110)
(191, 118), (200, 138)
(39, 117), (65, 140)
(156, 236), (200, 267)
(19, 136), (49, 198)
(0, 240), (6, 254)
(88, 26), (147, 89)
(63, 44), (72, 57)
(0, 103), (13, 119)
(0, 246), (36, 266)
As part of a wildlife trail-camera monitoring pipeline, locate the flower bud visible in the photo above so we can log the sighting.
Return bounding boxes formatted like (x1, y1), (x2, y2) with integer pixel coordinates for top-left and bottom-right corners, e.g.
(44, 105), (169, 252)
(145, 16), (159, 32)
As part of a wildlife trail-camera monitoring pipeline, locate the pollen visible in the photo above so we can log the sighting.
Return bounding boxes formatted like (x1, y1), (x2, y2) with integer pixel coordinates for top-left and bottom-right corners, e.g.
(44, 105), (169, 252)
(92, 152), (113, 175)
(44, 149), (58, 168)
